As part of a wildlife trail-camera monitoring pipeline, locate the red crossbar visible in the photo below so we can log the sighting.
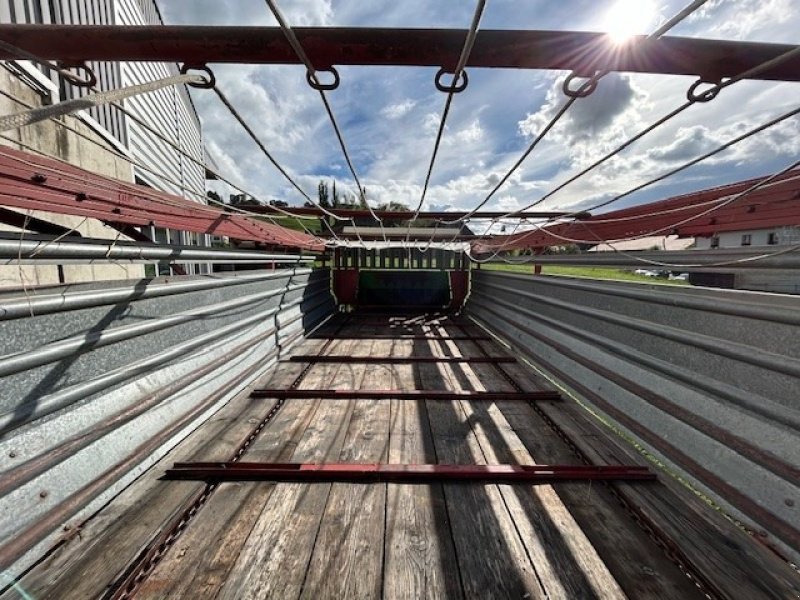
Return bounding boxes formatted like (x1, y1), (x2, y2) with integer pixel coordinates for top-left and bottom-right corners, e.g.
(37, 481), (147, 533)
(284, 355), (515, 364)
(310, 335), (491, 341)
(164, 462), (656, 483)
(250, 389), (560, 401)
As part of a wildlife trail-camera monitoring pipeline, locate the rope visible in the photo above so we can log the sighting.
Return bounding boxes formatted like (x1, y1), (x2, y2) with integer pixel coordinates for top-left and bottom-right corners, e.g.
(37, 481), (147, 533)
(0, 73), (205, 132)
(441, 0), (711, 227)
(263, 0), (382, 246)
(0, 39), (329, 247)
(404, 0), (488, 246)
(476, 160), (800, 262)
(477, 102), (800, 254)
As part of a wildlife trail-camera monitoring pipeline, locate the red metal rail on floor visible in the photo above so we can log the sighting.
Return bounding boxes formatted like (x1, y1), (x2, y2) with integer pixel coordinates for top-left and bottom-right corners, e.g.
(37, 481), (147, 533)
(310, 334), (491, 341)
(283, 355), (516, 364)
(250, 389), (561, 401)
(164, 462), (657, 483)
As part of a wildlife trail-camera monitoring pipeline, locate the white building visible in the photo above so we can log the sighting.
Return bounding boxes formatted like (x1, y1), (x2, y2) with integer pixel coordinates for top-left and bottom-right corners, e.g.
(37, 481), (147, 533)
(0, 0), (210, 286)
(1, 0), (205, 202)
(693, 226), (800, 250)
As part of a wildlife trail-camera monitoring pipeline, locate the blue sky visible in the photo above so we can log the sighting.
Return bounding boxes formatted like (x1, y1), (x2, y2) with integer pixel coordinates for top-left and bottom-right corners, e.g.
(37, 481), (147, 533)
(160, 1), (799, 220)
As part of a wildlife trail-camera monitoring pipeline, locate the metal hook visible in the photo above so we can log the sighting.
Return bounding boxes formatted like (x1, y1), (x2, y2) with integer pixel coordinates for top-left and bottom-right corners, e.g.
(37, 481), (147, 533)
(562, 73), (599, 98)
(57, 62), (97, 89)
(686, 77), (724, 103)
(306, 67), (340, 91)
(179, 64), (215, 89)
(435, 68), (469, 93)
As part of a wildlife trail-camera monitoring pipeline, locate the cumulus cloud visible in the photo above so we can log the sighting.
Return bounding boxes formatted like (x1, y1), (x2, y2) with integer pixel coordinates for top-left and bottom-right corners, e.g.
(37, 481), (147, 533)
(688, 0), (792, 38)
(518, 73), (647, 145)
(647, 126), (720, 162)
(159, 1), (800, 218)
(380, 99), (416, 119)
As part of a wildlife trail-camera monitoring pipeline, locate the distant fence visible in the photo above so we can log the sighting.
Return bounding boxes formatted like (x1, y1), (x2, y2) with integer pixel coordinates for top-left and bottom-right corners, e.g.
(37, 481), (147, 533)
(468, 270), (800, 561)
(0, 260), (335, 575)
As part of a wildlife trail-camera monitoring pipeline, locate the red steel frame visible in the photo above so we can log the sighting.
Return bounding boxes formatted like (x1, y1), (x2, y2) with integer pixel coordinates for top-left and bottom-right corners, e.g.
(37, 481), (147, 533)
(0, 145), (323, 251)
(310, 334), (491, 340)
(284, 355), (516, 364)
(1, 25), (799, 83)
(164, 462), (657, 483)
(250, 389), (561, 401)
(474, 170), (800, 252)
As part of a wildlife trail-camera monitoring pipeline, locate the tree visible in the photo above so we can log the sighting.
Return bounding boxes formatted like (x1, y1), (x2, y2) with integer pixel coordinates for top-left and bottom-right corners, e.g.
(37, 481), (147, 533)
(318, 181), (331, 208)
(269, 199), (289, 208)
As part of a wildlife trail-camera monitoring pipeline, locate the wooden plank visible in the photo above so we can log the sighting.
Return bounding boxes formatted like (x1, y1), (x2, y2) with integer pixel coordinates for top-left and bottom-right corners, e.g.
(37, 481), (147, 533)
(299, 339), (392, 599)
(474, 318), (800, 599)
(416, 347), (546, 599)
(13, 355), (313, 600)
(215, 336), (372, 600)
(383, 341), (464, 600)
(443, 331), (628, 600)
(537, 397), (800, 600)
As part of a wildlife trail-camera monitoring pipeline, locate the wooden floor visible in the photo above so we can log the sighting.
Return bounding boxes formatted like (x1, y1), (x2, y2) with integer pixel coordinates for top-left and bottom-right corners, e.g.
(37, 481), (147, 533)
(9, 312), (797, 599)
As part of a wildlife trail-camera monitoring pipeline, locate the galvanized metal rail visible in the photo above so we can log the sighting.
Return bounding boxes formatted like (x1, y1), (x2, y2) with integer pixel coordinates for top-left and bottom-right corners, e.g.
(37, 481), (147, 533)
(105, 313), (353, 599)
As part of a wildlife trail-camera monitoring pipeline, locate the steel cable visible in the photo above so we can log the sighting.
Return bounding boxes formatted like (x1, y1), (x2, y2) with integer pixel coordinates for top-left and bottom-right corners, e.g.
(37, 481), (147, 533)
(472, 161), (800, 267)
(0, 38), (330, 247)
(499, 45), (800, 220)
(476, 102), (800, 256)
(440, 0), (711, 227)
(404, 0), (488, 247)
(263, 0), (384, 246)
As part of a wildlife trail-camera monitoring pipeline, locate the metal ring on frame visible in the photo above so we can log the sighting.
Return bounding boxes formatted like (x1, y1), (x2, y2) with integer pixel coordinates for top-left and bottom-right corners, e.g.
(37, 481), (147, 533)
(562, 73), (598, 98)
(58, 62), (98, 88)
(306, 67), (340, 91)
(179, 64), (216, 89)
(686, 78), (723, 103)
(435, 68), (469, 93)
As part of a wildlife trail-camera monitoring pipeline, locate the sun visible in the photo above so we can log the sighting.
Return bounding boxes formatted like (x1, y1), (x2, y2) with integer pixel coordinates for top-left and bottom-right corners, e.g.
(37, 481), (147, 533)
(601, 0), (658, 44)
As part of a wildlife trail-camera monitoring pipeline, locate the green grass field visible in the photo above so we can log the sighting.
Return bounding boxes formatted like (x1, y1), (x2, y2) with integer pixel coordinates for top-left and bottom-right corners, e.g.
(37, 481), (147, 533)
(481, 263), (691, 285)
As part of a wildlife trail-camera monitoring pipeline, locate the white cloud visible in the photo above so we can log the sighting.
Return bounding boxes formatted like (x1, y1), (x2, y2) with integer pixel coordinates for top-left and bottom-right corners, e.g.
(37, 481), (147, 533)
(689, 0), (792, 38)
(380, 99), (416, 119)
(159, 1), (800, 221)
(647, 126), (721, 162)
(455, 119), (483, 143)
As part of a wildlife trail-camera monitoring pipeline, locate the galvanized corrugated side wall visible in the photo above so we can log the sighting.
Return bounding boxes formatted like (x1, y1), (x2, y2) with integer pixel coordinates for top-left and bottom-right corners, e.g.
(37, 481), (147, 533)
(468, 270), (800, 561)
(0, 267), (335, 576)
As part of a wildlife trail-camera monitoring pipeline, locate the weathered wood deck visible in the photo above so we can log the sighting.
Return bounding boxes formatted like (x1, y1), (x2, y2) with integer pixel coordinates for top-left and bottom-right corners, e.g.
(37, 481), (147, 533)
(7, 312), (798, 599)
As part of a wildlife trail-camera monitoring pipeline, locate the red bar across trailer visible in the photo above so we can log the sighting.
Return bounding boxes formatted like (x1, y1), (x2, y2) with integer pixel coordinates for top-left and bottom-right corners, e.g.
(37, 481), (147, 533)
(250, 389), (561, 401)
(164, 462), (657, 483)
(283, 355), (516, 364)
(1, 25), (799, 83)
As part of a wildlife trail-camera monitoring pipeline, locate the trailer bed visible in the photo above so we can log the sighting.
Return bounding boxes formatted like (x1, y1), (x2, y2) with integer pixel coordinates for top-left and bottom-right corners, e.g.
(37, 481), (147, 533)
(8, 312), (797, 599)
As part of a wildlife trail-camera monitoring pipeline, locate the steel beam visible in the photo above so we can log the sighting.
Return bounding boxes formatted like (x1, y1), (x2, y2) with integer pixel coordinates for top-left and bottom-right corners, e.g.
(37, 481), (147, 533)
(250, 389), (560, 401)
(308, 334), (491, 340)
(164, 462), (657, 483)
(1, 26), (799, 82)
(283, 355), (516, 364)
(477, 248), (800, 270)
(0, 232), (310, 264)
(240, 205), (584, 220)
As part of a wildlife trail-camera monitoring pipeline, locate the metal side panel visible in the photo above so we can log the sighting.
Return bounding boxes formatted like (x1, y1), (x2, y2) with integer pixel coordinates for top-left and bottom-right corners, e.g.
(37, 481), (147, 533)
(0, 267), (335, 576)
(467, 270), (800, 563)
